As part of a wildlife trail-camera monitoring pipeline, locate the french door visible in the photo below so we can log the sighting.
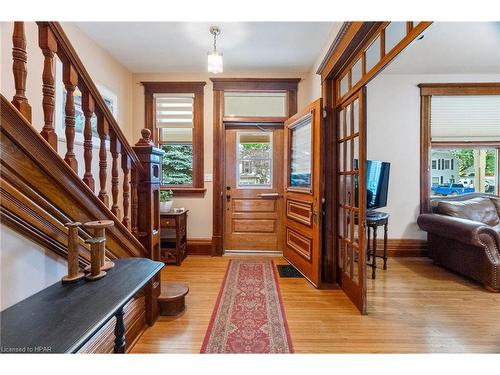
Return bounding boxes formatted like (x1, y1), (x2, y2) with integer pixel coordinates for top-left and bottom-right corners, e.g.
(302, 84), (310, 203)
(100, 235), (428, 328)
(337, 88), (367, 314)
(283, 99), (323, 287)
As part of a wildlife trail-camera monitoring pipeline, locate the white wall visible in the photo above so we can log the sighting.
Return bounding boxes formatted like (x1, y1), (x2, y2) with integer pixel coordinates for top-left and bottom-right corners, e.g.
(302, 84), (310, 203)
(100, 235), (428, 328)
(306, 23), (343, 102)
(0, 224), (67, 310)
(366, 73), (500, 239)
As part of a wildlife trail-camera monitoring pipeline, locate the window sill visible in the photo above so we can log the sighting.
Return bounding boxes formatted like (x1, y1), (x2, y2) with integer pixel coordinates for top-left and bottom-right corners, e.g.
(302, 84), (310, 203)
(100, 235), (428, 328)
(161, 186), (206, 197)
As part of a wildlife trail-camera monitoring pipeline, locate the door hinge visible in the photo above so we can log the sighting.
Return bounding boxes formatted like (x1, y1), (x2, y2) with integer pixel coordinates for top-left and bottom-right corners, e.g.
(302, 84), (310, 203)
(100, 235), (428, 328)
(322, 107), (328, 119)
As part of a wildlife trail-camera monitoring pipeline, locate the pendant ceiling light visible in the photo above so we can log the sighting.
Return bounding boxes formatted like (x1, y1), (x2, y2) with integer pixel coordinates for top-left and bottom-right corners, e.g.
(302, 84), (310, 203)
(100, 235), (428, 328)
(208, 26), (223, 74)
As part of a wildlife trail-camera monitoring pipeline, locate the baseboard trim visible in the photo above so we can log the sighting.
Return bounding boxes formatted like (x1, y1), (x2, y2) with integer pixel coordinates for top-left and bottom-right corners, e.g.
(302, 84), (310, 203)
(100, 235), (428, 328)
(186, 238), (427, 257)
(187, 239), (212, 255)
(371, 239), (428, 257)
(223, 250), (283, 257)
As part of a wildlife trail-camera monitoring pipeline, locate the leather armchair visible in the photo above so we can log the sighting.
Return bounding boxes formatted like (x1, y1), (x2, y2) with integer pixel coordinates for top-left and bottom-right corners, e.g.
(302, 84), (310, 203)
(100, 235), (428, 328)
(418, 193), (500, 292)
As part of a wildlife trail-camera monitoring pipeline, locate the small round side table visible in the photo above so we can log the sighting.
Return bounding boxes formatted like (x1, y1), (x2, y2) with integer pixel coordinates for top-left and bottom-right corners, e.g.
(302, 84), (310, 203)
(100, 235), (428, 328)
(366, 211), (389, 279)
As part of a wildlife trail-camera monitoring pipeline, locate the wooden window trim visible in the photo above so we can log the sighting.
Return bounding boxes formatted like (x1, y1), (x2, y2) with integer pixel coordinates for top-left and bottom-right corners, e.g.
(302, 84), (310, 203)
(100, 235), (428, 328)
(142, 81), (207, 196)
(419, 83), (500, 213)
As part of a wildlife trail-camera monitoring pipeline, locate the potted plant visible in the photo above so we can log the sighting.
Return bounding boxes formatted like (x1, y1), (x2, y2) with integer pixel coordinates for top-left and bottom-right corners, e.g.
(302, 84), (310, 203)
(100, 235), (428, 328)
(159, 190), (173, 213)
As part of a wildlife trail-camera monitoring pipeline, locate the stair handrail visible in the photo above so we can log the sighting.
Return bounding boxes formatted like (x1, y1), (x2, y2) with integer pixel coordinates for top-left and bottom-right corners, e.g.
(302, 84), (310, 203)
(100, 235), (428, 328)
(3, 21), (164, 324)
(37, 21), (143, 175)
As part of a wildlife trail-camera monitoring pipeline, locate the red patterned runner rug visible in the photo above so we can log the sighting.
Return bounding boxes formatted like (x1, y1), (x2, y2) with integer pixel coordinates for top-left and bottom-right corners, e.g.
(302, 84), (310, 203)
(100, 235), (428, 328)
(200, 259), (293, 353)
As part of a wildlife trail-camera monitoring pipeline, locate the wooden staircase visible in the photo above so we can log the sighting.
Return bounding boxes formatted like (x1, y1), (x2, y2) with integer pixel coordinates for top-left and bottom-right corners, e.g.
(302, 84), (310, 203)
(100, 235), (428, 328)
(1, 22), (164, 352)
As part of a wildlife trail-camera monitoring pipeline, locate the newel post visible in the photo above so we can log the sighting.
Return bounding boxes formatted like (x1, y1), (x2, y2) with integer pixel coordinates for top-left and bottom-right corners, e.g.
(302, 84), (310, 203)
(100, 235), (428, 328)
(133, 128), (164, 325)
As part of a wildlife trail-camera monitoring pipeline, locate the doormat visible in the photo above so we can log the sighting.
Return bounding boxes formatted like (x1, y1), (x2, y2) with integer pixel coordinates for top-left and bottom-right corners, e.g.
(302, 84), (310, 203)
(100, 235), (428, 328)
(200, 259), (293, 353)
(276, 264), (304, 278)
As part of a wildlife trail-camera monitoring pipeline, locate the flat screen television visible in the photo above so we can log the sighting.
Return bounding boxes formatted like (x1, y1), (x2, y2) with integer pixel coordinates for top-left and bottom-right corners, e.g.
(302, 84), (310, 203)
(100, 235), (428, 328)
(354, 160), (391, 212)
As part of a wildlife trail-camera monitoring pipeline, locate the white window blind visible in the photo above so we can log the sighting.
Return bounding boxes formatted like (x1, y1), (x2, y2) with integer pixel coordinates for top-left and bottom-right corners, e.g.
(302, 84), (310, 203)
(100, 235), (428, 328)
(154, 93), (194, 129)
(431, 95), (500, 142)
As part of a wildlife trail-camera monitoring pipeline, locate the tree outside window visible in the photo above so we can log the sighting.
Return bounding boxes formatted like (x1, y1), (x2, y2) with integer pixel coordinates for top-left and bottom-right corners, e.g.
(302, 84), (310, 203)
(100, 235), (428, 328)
(161, 144), (193, 185)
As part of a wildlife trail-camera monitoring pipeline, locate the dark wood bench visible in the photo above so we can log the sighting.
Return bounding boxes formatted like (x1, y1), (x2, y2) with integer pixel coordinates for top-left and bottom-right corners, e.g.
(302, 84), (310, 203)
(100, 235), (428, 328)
(0, 258), (163, 353)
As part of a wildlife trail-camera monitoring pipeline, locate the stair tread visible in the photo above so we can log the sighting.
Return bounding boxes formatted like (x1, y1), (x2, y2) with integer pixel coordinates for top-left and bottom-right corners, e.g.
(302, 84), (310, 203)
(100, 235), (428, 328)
(159, 282), (189, 301)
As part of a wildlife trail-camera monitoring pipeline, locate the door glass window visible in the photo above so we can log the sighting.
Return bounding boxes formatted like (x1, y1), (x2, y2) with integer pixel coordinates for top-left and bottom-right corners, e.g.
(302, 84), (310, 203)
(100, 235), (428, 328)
(290, 115), (312, 188)
(236, 131), (273, 188)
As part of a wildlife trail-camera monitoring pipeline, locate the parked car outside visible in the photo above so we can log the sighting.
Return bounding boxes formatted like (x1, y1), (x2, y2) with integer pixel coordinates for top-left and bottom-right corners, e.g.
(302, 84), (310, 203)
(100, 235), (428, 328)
(485, 177), (496, 193)
(431, 183), (475, 196)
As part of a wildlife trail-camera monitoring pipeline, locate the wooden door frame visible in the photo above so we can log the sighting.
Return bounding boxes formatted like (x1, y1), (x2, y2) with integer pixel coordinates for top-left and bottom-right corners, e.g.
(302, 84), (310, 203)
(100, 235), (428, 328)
(317, 22), (433, 287)
(211, 78), (300, 256)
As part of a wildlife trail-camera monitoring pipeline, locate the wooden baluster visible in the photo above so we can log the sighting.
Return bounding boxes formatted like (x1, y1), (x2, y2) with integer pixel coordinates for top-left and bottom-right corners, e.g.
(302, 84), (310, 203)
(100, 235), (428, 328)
(121, 152), (131, 229)
(62, 62), (78, 173)
(11, 22), (32, 122)
(81, 91), (95, 192)
(110, 131), (121, 218)
(97, 113), (109, 207)
(131, 167), (139, 238)
(38, 23), (58, 149)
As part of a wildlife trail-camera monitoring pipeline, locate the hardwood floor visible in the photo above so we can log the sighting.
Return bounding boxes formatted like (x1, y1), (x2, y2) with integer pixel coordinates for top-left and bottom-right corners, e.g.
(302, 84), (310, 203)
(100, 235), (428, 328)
(131, 256), (500, 353)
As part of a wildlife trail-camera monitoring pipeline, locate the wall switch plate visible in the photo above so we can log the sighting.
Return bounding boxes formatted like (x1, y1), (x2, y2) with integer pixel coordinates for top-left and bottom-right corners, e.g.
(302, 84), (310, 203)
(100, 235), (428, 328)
(204, 173), (213, 182)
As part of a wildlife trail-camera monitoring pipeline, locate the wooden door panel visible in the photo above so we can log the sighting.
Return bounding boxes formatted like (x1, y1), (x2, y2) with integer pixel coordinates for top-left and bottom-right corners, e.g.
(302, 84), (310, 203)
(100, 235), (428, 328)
(224, 127), (284, 252)
(286, 228), (312, 261)
(283, 99), (323, 287)
(226, 232), (279, 250)
(232, 219), (276, 233)
(286, 199), (313, 226)
(233, 199), (276, 213)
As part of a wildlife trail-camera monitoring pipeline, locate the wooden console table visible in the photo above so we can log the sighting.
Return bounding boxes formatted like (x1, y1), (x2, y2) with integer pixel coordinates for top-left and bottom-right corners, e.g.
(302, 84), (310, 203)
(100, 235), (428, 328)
(160, 210), (188, 266)
(0, 258), (163, 354)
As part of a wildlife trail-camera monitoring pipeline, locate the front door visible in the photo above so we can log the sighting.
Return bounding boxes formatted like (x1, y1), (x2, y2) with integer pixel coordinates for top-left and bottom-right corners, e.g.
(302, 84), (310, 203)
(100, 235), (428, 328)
(224, 126), (284, 252)
(336, 88), (367, 314)
(283, 99), (323, 287)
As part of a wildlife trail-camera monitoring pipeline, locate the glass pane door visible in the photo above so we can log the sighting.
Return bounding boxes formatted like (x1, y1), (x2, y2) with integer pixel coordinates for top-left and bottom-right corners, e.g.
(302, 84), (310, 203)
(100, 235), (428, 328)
(336, 88), (367, 314)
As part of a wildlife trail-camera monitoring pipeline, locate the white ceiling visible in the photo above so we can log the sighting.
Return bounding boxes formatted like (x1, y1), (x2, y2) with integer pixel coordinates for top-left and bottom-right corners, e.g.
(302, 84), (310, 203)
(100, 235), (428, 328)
(74, 22), (334, 73)
(384, 22), (500, 74)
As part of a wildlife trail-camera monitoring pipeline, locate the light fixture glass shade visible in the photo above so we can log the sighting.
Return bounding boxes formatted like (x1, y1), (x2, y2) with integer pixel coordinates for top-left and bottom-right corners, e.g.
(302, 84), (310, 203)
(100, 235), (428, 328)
(207, 51), (223, 73)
